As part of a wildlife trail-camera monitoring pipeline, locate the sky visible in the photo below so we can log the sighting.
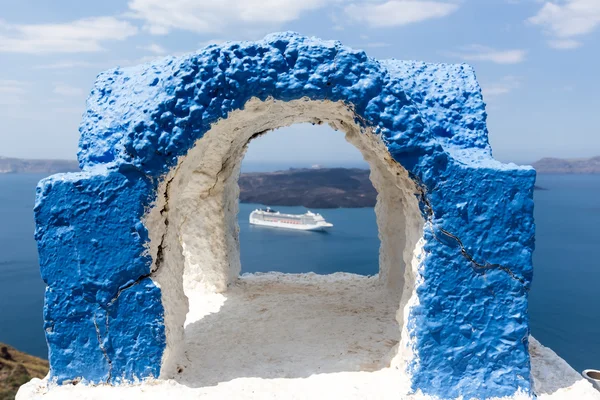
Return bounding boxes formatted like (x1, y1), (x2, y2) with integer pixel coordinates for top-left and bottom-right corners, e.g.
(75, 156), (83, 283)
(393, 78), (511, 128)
(0, 0), (599, 165)
(243, 124), (370, 169)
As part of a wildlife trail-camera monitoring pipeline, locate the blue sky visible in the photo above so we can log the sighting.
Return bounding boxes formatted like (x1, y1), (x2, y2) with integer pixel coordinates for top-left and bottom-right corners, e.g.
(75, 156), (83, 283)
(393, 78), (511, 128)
(1, 0), (599, 164)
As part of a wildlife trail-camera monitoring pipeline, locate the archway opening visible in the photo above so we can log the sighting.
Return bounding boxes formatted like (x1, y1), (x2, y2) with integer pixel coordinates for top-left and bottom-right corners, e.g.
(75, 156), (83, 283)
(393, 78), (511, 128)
(144, 98), (425, 387)
(238, 122), (378, 276)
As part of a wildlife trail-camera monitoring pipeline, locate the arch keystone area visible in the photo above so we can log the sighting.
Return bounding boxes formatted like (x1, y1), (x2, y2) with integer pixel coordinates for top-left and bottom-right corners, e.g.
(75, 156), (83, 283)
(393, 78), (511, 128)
(30, 33), (538, 399)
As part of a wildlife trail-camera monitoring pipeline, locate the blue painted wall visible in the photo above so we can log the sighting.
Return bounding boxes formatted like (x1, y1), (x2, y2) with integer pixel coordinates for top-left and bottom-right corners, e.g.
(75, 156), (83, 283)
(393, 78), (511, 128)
(35, 32), (535, 398)
(35, 170), (164, 383)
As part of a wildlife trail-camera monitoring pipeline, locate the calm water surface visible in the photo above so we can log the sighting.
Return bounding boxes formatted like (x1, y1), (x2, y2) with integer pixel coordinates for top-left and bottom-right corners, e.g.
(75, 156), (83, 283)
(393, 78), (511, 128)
(0, 173), (598, 373)
(529, 174), (600, 372)
(0, 174), (47, 358)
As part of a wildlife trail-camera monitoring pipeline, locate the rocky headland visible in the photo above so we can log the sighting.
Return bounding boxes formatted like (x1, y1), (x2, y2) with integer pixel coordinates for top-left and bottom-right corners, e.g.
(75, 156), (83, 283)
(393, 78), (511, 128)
(0, 343), (47, 400)
(532, 156), (600, 174)
(3, 156), (598, 209)
(0, 157), (79, 174)
(3, 155), (599, 176)
(239, 167), (377, 208)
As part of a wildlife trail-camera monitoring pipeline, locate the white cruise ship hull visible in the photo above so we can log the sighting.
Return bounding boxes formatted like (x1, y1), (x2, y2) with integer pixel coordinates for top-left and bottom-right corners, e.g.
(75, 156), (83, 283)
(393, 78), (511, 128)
(249, 208), (333, 231)
(249, 218), (333, 231)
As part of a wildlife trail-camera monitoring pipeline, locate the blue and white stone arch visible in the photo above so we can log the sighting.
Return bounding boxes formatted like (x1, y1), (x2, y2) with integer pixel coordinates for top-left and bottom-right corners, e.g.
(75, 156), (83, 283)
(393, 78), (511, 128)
(34, 32), (536, 399)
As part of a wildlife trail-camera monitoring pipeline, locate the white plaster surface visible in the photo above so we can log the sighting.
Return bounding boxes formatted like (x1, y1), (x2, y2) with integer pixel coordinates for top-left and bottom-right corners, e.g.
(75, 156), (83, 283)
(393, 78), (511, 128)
(17, 273), (599, 400)
(180, 272), (402, 384)
(530, 337), (600, 399)
(145, 98), (424, 376)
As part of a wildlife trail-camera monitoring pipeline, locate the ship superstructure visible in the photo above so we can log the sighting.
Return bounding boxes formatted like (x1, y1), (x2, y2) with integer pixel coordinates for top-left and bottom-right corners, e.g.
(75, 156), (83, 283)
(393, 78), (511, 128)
(249, 207), (333, 231)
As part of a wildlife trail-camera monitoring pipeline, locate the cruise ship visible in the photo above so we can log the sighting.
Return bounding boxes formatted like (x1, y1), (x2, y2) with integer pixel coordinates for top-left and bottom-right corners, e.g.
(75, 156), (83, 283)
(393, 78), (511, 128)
(249, 208), (333, 231)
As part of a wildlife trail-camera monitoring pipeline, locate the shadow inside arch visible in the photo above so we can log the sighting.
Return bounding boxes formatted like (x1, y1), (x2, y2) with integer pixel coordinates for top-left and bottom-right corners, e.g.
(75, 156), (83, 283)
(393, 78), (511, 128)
(174, 274), (401, 388)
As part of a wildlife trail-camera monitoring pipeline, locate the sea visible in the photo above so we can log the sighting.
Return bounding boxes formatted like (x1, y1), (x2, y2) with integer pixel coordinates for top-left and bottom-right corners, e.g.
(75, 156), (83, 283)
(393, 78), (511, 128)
(0, 172), (598, 374)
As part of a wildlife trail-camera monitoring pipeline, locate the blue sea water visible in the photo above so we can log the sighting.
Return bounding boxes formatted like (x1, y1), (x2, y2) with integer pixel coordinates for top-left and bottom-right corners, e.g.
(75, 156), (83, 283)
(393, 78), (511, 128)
(239, 203), (379, 276)
(0, 174), (47, 359)
(0, 173), (598, 374)
(528, 175), (600, 372)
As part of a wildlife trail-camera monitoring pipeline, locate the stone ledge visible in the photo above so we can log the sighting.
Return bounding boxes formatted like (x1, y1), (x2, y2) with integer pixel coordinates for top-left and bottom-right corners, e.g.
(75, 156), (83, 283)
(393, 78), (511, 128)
(17, 274), (600, 400)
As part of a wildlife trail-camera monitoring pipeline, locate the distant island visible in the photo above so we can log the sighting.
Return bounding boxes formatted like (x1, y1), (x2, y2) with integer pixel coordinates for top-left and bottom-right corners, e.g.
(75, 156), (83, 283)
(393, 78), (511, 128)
(239, 168), (377, 208)
(0, 156), (79, 174)
(531, 156), (600, 174)
(3, 155), (599, 175)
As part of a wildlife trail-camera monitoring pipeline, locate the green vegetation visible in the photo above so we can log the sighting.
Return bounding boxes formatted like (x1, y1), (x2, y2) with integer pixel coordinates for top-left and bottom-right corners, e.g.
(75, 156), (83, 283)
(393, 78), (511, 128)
(0, 343), (48, 400)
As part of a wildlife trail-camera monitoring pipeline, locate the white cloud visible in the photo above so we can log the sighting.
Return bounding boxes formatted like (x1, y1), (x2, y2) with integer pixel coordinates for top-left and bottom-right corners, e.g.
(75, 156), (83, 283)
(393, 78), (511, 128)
(482, 76), (521, 98)
(53, 83), (84, 97)
(52, 106), (85, 114)
(32, 61), (99, 70)
(548, 38), (582, 49)
(329, 11), (346, 31)
(127, 0), (461, 35)
(0, 80), (28, 95)
(138, 43), (167, 55)
(198, 39), (228, 48)
(529, 0), (600, 37)
(353, 42), (391, 49)
(135, 55), (167, 64)
(529, 0), (600, 48)
(0, 17), (138, 54)
(344, 1), (460, 28)
(0, 80), (29, 105)
(363, 42), (391, 48)
(446, 45), (527, 64)
(127, 0), (334, 34)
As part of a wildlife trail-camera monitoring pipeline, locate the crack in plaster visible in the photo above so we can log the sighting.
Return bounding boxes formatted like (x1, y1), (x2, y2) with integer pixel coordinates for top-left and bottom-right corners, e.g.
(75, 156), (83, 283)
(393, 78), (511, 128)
(92, 173), (176, 384)
(436, 227), (527, 286)
(205, 144), (239, 199)
(94, 271), (155, 384)
(93, 313), (112, 383)
(203, 128), (268, 200)
(414, 178), (528, 288)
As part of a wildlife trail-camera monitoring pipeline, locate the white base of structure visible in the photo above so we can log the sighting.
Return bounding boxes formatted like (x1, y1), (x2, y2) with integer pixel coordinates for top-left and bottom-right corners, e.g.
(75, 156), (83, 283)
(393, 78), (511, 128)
(18, 273), (600, 400)
(529, 337), (600, 399)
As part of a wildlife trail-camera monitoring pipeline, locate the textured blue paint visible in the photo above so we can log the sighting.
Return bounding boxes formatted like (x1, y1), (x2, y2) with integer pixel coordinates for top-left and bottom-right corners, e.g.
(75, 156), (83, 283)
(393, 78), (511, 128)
(34, 169), (163, 383)
(106, 278), (165, 382)
(35, 32), (535, 398)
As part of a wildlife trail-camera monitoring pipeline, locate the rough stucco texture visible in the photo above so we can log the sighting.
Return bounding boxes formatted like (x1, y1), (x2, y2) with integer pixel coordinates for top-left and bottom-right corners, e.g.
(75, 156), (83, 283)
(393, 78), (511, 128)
(34, 32), (536, 399)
